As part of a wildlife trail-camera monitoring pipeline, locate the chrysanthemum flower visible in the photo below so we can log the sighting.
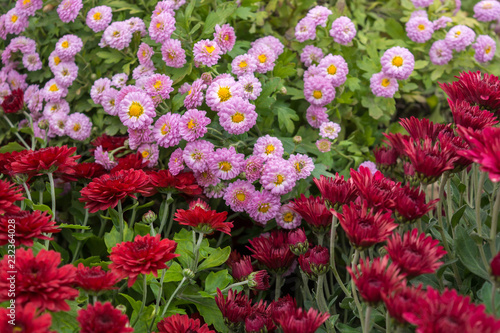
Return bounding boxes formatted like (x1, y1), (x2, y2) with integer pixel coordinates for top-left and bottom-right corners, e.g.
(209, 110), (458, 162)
(15, 0), (43, 16)
(330, 16), (357, 45)
(370, 71), (399, 98)
(295, 17), (317, 42)
(247, 190), (281, 225)
(11, 145), (79, 176)
(111, 73), (128, 88)
(306, 5), (332, 27)
(175, 206), (233, 235)
(149, 169), (201, 196)
(218, 97), (257, 135)
(77, 302), (133, 333)
(351, 166), (400, 210)
(75, 264), (120, 293)
(118, 91), (156, 129)
(214, 23), (236, 53)
(247, 230), (296, 273)
(0, 179), (23, 215)
(313, 174), (358, 210)
(208, 146), (245, 180)
(1, 88), (23, 113)
(396, 184), (438, 223)
(215, 288), (251, 329)
(109, 234), (179, 287)
(287, 153), (314, 181)
(252, 35), (284, 57)
(90, 78), (111, 105)
(400, 116), (452, 142)
(253, 135), (284, 161)
(318, 54), (348, 87)
(165, 148), (183, 176)
(65, 112), (92, 141)
(223, 180), (256, 212)
(57, 0), (83, 23)
(4, 8), (29, 35)
(315, 138), (332, 153)
(358, 161), (378, 175)
(206, 77), (243, 111)
(193, 39), (223, 67)
(474, 0), (500, 21)
(178, 108), (210, 142)
(433, 16), (452, 30)
(411, 0), (434, 7)
(0, 210), (59, 247)
(153, 1), (175, 16)
(472, 35), (496, 63)
(304, 76), (336, 106)
(138, 143), (159, 167)
(260, 158), (297, 195)
(249, 44), (277, 73)
(0, 248), (78, 311)
(274, 307), (330, 333)
(100, 88), (118, 115)
(127, 126), (153, 150)
(55, 34), (83, 60)
(227, 251), (254, 281)
(132, 63), (155, 81)
(0, 303), (54, 333)
(54, 62), (79, 88)
(300, 45), (324, 67)
(157, 314), (215, 333)
(381, 46), (415, 80)
(125, 17), (147, 36)
(149, 12), (176, 43)
(381, 284), (424, 325)
(161, 38), (187, 68)
(86, 6), (113, 32)
(450, 100), (498, 130)
(319, 121), (341, 140)
(290, 195), (332, 234)
(445, 25), (476, 52)
(305, 104), (328, 128)
(101, 22), (133, 50)
(145, 73), (173, 99)
(183, 140), (214, 172)
(373, 146), (398, 173)
(245, 155), (264, 182)
(231, 54), (258, 77)
(429, 39), (453, 65)
(22, 53), (42, 71)
(406, 16), (434, 43)
(111, 152), (149, 173)
(153, 113), (181, 148)
(239, 74), (262, 100)
(276, 203), (302, 229)
(48, 50), (65, 72)
(42, 79), (67, 102)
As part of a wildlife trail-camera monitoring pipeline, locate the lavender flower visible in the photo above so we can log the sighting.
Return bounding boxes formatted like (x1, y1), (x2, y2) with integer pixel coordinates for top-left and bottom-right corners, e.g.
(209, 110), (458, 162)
(65, 113), (92, 141)
(57, 0), (83, 23)
(224, 180), (256, 212)
(295, 17), (317, 42)
(429, 40), (453, 65)
(183, 140), (214, 172)
(231, 54), (258, 77)
(94, 146), (117, 170)
(239, 75), (262, 100)
(445, 25), (475, 51)
(370, 72), (399, 98)
(329, 16), (357, 45)
(153, 113), (181, 148)
(169, 148), (184, 175)
(472, 35), (496, 63)
(118, 91), (156, 129)
(276, 203), (302, 229)
(138, 143), (159, 167)
(253, 135), (284, 161)
(218, 97), (258, 135)
(208, 146), (245, 180)
(288, 153), (315, 180)
(406, 16), (434, 43)
(474, 1), (500, 22)
(161, 39), (187, 68)
(318, 54), (348, 87)
(179, 109), (211, 142)
(306, 105), (329, 128)
(245, 156), (264, 182)
(300, 45), (324, 67)
(206, 77), (243, 112)
(316, 138), (332, 152)
(260, 158), (297, 195)
(214, 24), (236, 53)
(248, 190), (281, 226)
(149, 12), (176, 43)
(380, 46), (415, 80)
(86, 6), (113, 32)
(319, 121), (341, 140)
(249, 44), (277, 73)
(304, 76), (336, 106)
(306, 6), (332, 27)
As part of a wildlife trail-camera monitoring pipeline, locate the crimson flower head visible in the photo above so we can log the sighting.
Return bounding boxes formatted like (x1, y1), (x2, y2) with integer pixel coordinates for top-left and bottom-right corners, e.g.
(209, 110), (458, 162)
(440, 132), (473, 173)
(189, 198), (211, 210)
(226, 251), (254, 281)
(274, 307), (330, 333)
(400, 116), (453, 142)
(386, 228), (446, 278)
(490, 252), (500, 282)
(0, 150), (23, 176)
(347, 256), (406, 305)
(10, 146), (79, 176)
(383, 132), (410, 156)
(149, 169), (202, 196)
(1, 88), (24, 113)
(90, 134), (127, 152)
(313, 174), (358, 211)
(271, 295), (297, 320)
(248, 270), (270, 290)
(110, 152), (149, 172)
(174, 206), (233, 235)
(394, 184), (439, 223)
(247, 230), (296, 274)
(79, 169), (152, 213)
(288, 228), (309, 255)
(0, 179), (24, 215)
(249, 300), (275, 332)
(0, 303), (55, 333)
(75, 264), (121, 293)
(62, 162), (107, 181)
(374, 146), (399, 173)
(0, 210), (59, 247)
(381, 284), (424, 325)
(245, 312), (268, 333)
(350, 166), (400, 211)
(333, 200), (397, 249)
(77, 302), (133, 333)
(298, 251), (315, 279)
(450, 100), (498, 131)
(0, 248), (78, 312)
(157, 313), (215, 333)
(290, 195), (332, 234)
(215, 288), (252, 330)
(109, 234), (179, 287)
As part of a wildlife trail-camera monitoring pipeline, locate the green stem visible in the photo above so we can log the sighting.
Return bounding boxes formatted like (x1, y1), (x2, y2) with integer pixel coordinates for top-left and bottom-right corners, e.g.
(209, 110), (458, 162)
(351, 250), (365, 332)
(316, 274), (329, 313)
(2, 114), (30, 149)
(47, 172), (56, 221)
(158, 193), (172, 236)
(72, 209), (89, 263)
(316, 232), (325, 246)
(118, 200), (124, 243)
(22, 182), (32, 202)
(165, 201), (177, 238)
(300, 271), (313, 302)
(476, 172), (489, 269)
(160, 277), (187, 318)
(38, 189), (43, 205)
(364, 306), (372, 333)
(192, 232), (204, 272)
(489, 187), (500, 257)
(93, 295), (97, 305)
(386, 311), (391, 333)
(275, 274), (282, 301)
(148, 269), (167, 332)
(492, 282), (497, 317)
(129, 200), (137, 229)
(214, 280), (249, 296)
(131, 275), (148, 327)
(22, 111), (35, 150)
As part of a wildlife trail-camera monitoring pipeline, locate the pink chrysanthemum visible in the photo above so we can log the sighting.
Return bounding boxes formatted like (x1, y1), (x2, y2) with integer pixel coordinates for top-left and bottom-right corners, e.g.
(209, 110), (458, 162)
(358, 161), (378, 175)
(101, 88), (118, 116)
(179, 109), (211, 142)
(48, 51), (64, 72)
(260, 158), (297, 195)
(149, 12), (176, 43)
(42, 79), (68, 102)
(288, 153), (314, 180)
(4, 9), (29, 35)
(231, 54), (258, 77)
(169, 148), (184, 176)
(304, 77), (336, 106)
(43, 100), (70, 118)
(183, 140), (214, 172)
(127, 127), (153, 150)
(193, 39), (222, 67)
(380, 46), (415, 80)
(248, 190), (281, 225)
(145, 74), (173, 99)
(306, 105), (329, 128)
(90, 78), (111, 104)
(411, 0), (434, 7)
(472, 35), (496, 63)
(153, 113), (181, 148)
(206, 77), (243, 112)
(137, 42), (154, 66)
(153, 1), (175, 16)
(15, 0), (43, 16)
(138, 143), (159, 167)
(184, 79), (207, 109)
(319, 121), (341, 140)
(57, 0), (83, 23)
(245, 155), (264, 182)
(276, 203), (302, 229)
(22, 53), (42, 71)
(429, 40), (453, 65)
(94, 146), (117, 170)
(300, 45), (324, 67)
(249, 44), (277, 73)
(330, 16), (357, 45)
(318, 54), (348, 87)
(132, 63), (155, 81)
(101, 22), (133, 50)
(111, 73), (128, 88)
(433, 16), (452, 30)
(194, 169), (220, 187)
(161, 39), (186, 68)
(65, 113), (92, 141)
(370, 72), (399, 98)
(224, 180), (256, 212)
(316, 138), (332, 152)
(295, 17), (317, 42)
(445, 25), (476, 51)
(474, 1), (500, 22)
(48, 112), (68, 137)
(54, 62), (79, 88)
(86, 6), (112, 32)
(219, 97), (257, 135)
(252, 36), (285, 56)
(253, 135), (284, 161)
(125, 17), (146, 37)
(214, 24), (236, 53)
(208, 146), (245, 180)
(239, 75), (262, 100)
(406, 16), (434, 43)
(306, 5), (332, 27)
(118, 91), (156, 129)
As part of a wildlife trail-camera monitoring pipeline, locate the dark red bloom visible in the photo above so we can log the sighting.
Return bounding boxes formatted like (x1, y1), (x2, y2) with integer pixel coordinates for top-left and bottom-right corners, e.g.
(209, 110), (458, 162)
(403, 287), (500, 333)
(0, 150), (23, 175)
(247, 300), (276, 332)
(189, 198), (211, 210)
(288, 228), (309, 255)
(247, 230), (296, 274)
(290, 195), (332, 234)
(394, 184), (439, 223)
(0, 248), (78, 312)
(450, 100), (498, 131)
(109, 234), (179, 287)
(386, 228), (446, 278)
(79, 169), (152, 213)
(226, 251), (254, 281)
(63, 162), (106, 181)
(0, 303), (55, 333)
(440, 132), (473, 172)
(248, 270), (270, 290)
(383, 132), (410, 156)
(491, 252), (500, 281)
(174, 206), (233, 235)
(400, 116), (453, 142)
(308, 245), (330, 275)
(347, 256), (406, 305)
(157, 313), (215, 333)
(215, 288), (252, 329)
(149, 169), (202, 196)
(245, 312), (268, 333)
(298, 251), (315, 278)
(274, 307), (330, 333)
(1, 88), (24, 113)
(0, 210), (59, 247)
(75, 264), (121, 293)
(333, 200), (397, 249)
(90, 134), (127, 152)
(77, 302), (133, 333)
(110, 152), (149, 172)
(350, 166), (400, 211)
(10, 146), (79, 176)
(313, 174), (358, 210)
(271, 295), (297, 320)
(381, 284), (424, 325)
(374, 146), (399, 173)
(0, 179), (24, 215)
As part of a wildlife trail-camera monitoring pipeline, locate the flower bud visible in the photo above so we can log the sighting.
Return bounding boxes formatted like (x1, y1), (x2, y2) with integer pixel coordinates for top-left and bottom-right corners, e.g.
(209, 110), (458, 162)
(201, 72), (213, 85)
(12, 173), (29, 185)
(247, 270), (270, 290)
(491, 252), (500, 282)
(309, 245), (330, 275)
(288, 228), (309, 256)
(43, 4), (54, 12)
(293, 136), (302, 144)
(90, 73), (97, 80)
(116, 304), (127, 314)
(182, 268), (195, 279)
(280, 86), (287, 94)
(38, 119), (49, 130)
(141, 210), (157, 224)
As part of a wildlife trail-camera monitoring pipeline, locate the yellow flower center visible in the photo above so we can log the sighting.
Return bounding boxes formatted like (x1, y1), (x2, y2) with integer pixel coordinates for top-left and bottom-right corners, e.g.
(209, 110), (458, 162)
(392, 56), (403, 67)
(205, 45), (215, 54)
(417, 24), (425, 31)
(258, 54), (267, 63)
(161, 123), (169, 135)
(486, 46), (492, 54)
(327, 64), (337, 75)
(187, 119), (196, 129)
(265, 145), (275, 155)
(23, 0), (31, 5)
(295, 161), (304, 173)
(73, 124), (81, 132)
(11, 15), (18, 23)
(381, 78), (391, 87)
(455, 30), (461, 37)
(62, 40), (69, 48)
(218, 87), (231, 102)
(49, 84), (59, 92)
(51, 105), (57, 111)
(239, 61), (248, 68)
(231, 112), (245, 123)
(224, 34), (229, 41)
(54, 56), (61, 65)
(113, 31), (120, 37)
(258, 203), (270, 213)
(219, 161), (232, 172)
(483, 2), (493, 9)
(93, 12), (101, 20)
(236, 193), (246, 202)
(153, 80), (162, 90)
(168, 52), (174, 60)
(142, 150), (150, 158)
(110, 99), (115, 106)
(275, 174), (284, 185)
(283, 212), (294, 223)
(128, 102), (144, 117)
(58, 121), (64, 129)
(313, 90), (322, 99)
(156, 22), (162, 29)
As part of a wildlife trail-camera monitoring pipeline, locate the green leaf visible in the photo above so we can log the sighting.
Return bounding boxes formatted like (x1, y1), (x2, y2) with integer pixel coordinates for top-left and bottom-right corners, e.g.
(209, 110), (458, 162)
(24, 199), (53, 216)
(191, 295), (228, 333)
(164, 261), (184, 282)
(346, 77), (361, 92)
(59, 223), (91, 230)
(414, 60), (429, 70)
(477, 281), (500, 315)
(197, 246), (231, 271)
(204, 270), (233, 294)
(451, 205), (467, 228)
(96, 51), (122, 64)
(134, 222), (151, 236)
(104, 225), (134, 253)
(0, 142), (26, 153)
(455, 225), (490, 280)
(71, 232), (95, 241)
(50, 301), (80, 333)
(275, 102), (299, 134)
(385, 19), (405, 40)
(201, 3), (237, 37)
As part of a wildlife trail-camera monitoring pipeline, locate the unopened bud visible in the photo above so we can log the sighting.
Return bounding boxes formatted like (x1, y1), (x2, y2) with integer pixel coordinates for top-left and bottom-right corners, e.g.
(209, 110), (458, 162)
(43, 4), (54, 12)
(38, 119), (49, 130)
(116, 304), (127, 313)
(141, 210), (157, 224)
(201, 72), (213, 85)
(293, 136), (302, 144)
(280, 86), (287, 94)
(182, 268), (195, 279)
(90, 73), (97, 80)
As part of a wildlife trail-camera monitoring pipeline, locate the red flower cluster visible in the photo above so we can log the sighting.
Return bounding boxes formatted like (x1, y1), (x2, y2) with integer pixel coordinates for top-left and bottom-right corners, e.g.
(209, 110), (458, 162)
(288, 228), (309, 255)
(157, 313), (215, 333)
(274, 306), (330, 333)
(77, 302), (133, 333)
(299, 245), (330, 277)
(394, 184), (438, 223)
(174, 206), (233, 235)
(450, 100), (498, 131)
(313, 174), (358, 210)
(290, 195), (332, 234)
(215, 288), (252, 330)
(0, 303), (55, 333)
(247, 230), (296, 274)
(1, 88), (24, 113)
(350, 166), (400, 210)
(149, 169), (202, 196)
(373, 146), (399, 173)
(110, 152), (150, 173)
(10, 146), (79, 176)
(0, 179), (24, 215)
(90, 134), (127, 152)
(62, 162), (106, 181)
(75, 264), (121, 293)
(0, 210), (59, 247)
(381, 284), (424, 325)
(226, 251), (270, 290)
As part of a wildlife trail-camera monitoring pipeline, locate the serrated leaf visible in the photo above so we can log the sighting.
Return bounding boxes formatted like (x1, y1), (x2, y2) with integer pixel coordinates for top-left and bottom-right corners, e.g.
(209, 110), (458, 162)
(201, 3), (237, 37)
(204, 270), (233, 294)
(197, 246), (231, 271)
(0, 142), (26, 153)
(275, 103), (299, 134)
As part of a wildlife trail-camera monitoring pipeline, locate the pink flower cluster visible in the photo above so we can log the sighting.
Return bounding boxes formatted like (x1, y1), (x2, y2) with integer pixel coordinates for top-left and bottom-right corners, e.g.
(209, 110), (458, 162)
(295, 6), (332, 42)
(370, 46), (414, 98)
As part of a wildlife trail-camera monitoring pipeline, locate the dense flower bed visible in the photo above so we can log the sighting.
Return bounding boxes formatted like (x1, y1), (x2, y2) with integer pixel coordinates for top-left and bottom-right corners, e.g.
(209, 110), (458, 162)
(1, 0), (500, 332)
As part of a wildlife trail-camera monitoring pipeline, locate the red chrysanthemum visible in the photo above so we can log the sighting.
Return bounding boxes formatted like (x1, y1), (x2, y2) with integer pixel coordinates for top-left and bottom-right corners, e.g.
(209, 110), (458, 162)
(215, 288), (252, 328)
(248, 270), (270, 290)
(456, 125), (500, 182)
(383, 132), (410, 156)
(403, 287), (500, 333)
(450, 100), (498, 131)
(491, 251), (500, 282)
(347, 255), (406, 305)
(0, 248), (78, 312)
(350, 166), (400, 211)
(386, 228), (446, 277)
(313, 174), (358, 210)
(271, 295), (297, 321)
(299, 245), (330, 277)
(174, 206), (233, 235)
(0, 210), (59, 247)
(0, 179), (24, 215)
(0, 150), (23, 176)
(245, 312), (268, 333)
(227, 251), (254, 281)
(75, 264), (121, 293)
(373, 146), (399, 173)
(62, 162), (106, 181)
(1, 88), (24, 113)
(290, 195), (332, 234)
(148, 169), (202, 196)
(274, 306), (330, 333)
(247, 230), (296, 274)
(109, 234), (179, 287)
(0, 303), (55, 333)
(79, 169), (153, 213)
(157, 313), (215, 333)
(248, 300), (275, 332)
(288, 228), (309, 255)
(110, 152), (149, 173)
(90, 134), (127, 152)
(77, 302), (133, 333)
(333, 200), (397, 249)
(381, 284), (424, 325)
(440, 132), (473, 172)
(399, 116), (453, 142)
(394, 184), (439, 223)
(10, 146), (79, 176)
(298, 251), (315, 278)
